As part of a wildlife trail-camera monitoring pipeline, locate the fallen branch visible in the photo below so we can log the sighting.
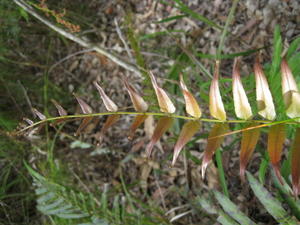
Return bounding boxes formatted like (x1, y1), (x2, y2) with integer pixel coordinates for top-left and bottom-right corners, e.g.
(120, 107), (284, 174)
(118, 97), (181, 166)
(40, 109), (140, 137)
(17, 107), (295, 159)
(13, 0), (141, 76)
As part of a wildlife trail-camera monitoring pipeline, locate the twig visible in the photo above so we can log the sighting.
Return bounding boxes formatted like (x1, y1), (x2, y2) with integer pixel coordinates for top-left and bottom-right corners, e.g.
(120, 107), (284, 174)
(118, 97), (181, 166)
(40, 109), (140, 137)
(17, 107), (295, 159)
(13, 0), (141, 76)
(154, 174), (167, 210)
(183, 149), (190, 190)
(165, 204), (189, 215)
(170, 210), (193, 223)
(48, 48), (94, 74)
(17, 80), (35, 117)
(114, 18), (134, 62)
(104, 46), (171, 59)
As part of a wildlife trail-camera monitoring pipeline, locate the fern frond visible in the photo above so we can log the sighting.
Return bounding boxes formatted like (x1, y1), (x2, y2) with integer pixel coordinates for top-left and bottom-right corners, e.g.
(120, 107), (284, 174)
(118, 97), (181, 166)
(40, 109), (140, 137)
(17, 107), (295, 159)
(196, 173), (300, 225)
(25, 163), (169, 225)
(25, 163), (112, 224)
(17, 59), (300, 194)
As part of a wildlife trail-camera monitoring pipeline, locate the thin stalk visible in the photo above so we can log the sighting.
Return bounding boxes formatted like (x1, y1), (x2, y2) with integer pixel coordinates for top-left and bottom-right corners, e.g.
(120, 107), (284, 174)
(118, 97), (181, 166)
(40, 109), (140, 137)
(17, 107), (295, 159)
(183, 149), (190, 190)
(216, 0), (239, 59)
(44, 40), (52, 161)
(15, 111), (300, 135)
(119, 167), (136, 212)
(48, 124), (64, 174)
(216, 149), (229, 197)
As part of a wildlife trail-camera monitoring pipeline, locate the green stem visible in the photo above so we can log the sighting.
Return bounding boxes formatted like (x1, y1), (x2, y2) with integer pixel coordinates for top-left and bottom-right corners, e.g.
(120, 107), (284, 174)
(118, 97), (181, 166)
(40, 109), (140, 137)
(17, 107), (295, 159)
(216, 149), (229, 197)
(16, 111), (300, 135)
(272, 172), (300, 221)
(48, 124), (64, 174)
(216, 0), (239, 59)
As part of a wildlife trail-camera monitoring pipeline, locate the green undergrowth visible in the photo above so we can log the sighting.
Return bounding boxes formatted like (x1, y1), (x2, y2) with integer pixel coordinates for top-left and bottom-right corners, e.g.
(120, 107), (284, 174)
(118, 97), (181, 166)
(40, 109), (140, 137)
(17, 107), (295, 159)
(0, 135), (36, 224)
(25, 162), (171, 225)
(194, 173), (300, 225)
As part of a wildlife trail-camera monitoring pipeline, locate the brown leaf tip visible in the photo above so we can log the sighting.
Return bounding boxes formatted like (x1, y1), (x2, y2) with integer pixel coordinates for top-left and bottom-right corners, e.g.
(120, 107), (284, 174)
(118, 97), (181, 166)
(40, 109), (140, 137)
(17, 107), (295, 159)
(32, 108), (46, 120)
(93, 81), (118, 112)
(179, 74), (202, 118)
(73, 93), (93, 114)
(149, 71), (176, 113)
(209, 60), (226, 121)
(123, 79), (148, 112)
(51, 99), (67, 116)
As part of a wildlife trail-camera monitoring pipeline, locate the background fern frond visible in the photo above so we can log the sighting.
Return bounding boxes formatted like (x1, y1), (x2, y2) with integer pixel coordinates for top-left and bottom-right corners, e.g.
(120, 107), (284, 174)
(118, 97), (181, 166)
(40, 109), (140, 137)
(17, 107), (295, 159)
(196, 173), (300, 225)
(25, 163), (110, 224)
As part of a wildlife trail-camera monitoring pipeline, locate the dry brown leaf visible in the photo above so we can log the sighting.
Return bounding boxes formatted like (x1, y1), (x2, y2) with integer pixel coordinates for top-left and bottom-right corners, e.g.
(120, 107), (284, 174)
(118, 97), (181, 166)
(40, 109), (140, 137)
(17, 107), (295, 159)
(201, 123), (229, 178)
(144, 115), (155, 140)
(75, 117), (93, 136)
(32, 108), (46, 120)
(97, 114), (120, 143)
(74, 94), (93, 114)
(146, 116), (173, 157)
(239, 123), (260, 181)
(267, 124), (285, 183)
(172, 121), (201, 166)
(51, 99), (67, 116)
(128, 115), (148, 140)
(74, 95), (93, 136)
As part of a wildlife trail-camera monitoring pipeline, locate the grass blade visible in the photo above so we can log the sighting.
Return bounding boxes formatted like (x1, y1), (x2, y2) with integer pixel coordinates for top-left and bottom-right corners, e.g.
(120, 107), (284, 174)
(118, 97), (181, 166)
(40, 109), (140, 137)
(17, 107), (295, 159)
(216, 149), (229, 197)
(272, 170), (300, 221)
(171, 0), (222, 30)
(197, 47), (264, 59)
(269, 25), (285, 119)
(291, 127), (300, 196)
(286, 37), (300, 59)
(156, 14), (186, 23)
(196, 196), (239, 225)
(216, 0), (239, 58)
